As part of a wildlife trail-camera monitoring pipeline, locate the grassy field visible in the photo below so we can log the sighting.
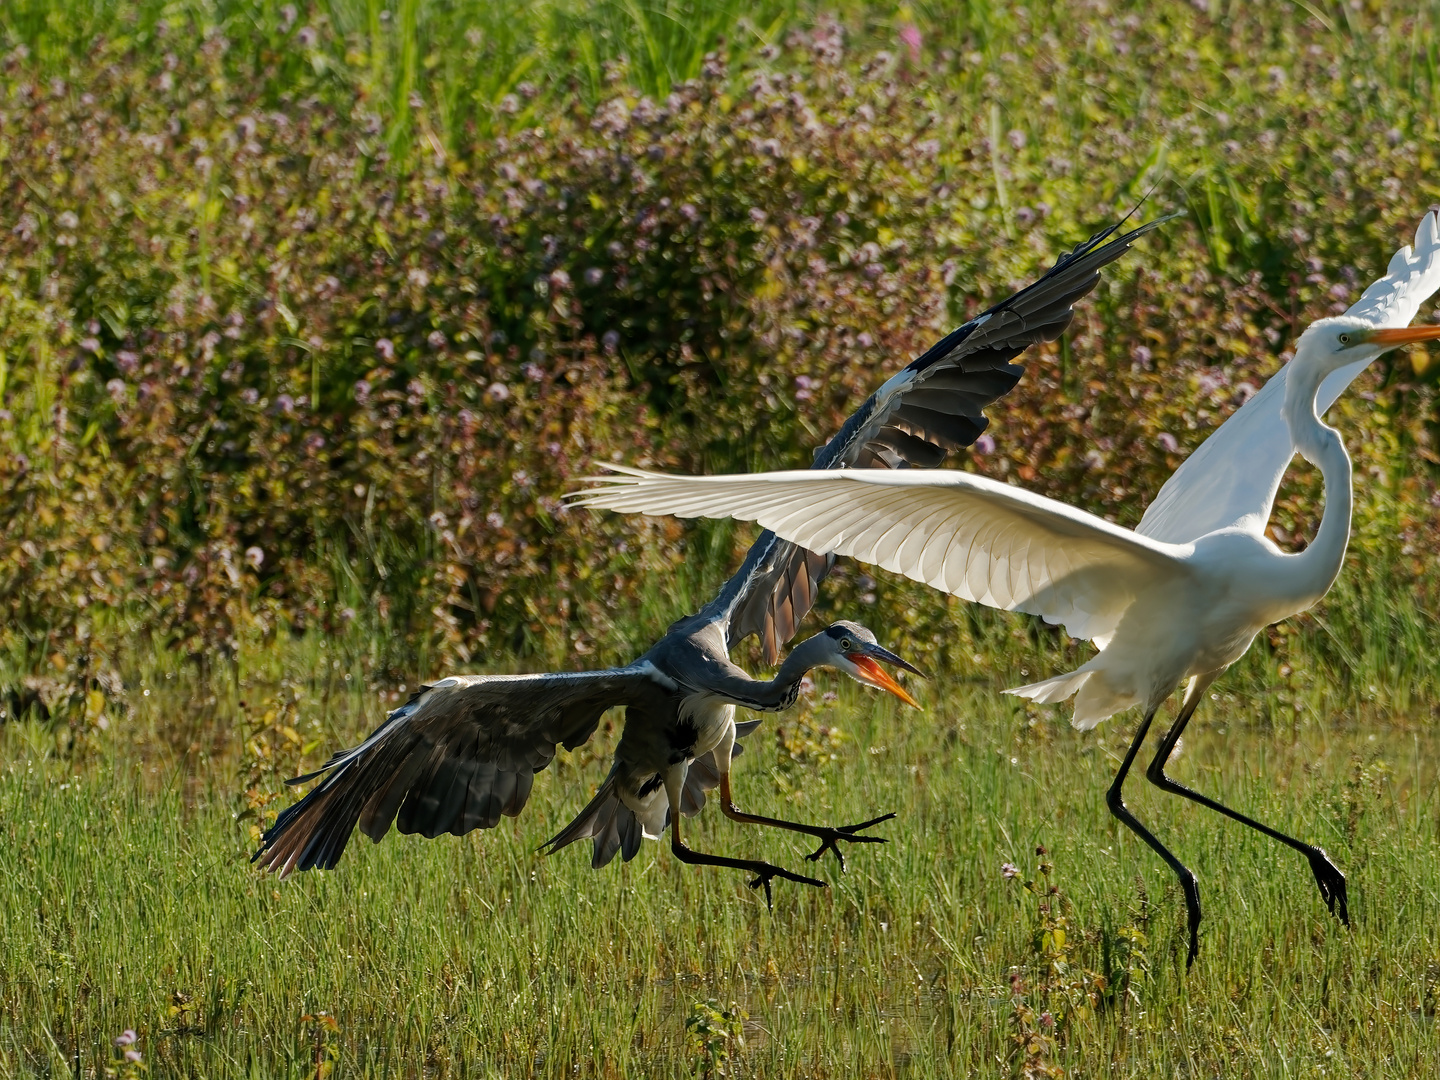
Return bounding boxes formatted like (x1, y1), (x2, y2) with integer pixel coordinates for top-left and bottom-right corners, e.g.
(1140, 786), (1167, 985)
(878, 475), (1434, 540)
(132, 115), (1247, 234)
(2, 587), (1439, 1077)
(4, 0), (1440, 1075)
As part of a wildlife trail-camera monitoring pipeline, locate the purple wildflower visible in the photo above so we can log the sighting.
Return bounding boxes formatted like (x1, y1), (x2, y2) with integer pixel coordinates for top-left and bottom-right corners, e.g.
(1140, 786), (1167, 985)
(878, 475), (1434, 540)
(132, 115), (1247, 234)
(899, 23), (922, 62)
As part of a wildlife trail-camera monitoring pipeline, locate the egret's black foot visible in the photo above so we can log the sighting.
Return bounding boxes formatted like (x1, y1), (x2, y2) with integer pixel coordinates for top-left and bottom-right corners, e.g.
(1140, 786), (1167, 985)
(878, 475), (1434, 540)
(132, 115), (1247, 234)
(1179, 868), (1203, 970)
(803, 812), (897, 870)
(746, 864), (828, 909)
(1307, 847), (1349, 926)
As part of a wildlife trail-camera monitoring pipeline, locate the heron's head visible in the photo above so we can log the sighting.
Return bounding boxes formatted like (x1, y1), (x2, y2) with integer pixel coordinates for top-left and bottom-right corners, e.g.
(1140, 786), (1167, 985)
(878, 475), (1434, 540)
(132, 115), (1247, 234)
(817, 620), (924, 707)
(1295, 314), (1440, 375)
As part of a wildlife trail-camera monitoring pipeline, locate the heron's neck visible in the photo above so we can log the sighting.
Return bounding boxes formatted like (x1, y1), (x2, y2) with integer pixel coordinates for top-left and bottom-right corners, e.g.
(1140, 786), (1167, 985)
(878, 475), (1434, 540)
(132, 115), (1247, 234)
(724, 636), (829, 711)
(1281, 357), (1353, 605)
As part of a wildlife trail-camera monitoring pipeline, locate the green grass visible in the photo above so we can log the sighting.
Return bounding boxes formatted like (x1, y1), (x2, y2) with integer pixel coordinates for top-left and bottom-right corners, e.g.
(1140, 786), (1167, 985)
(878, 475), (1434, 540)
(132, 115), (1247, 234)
(2, 620), (1438, 1077)
(4, 0), (1440, 1073)
(0, 0), (817, 153)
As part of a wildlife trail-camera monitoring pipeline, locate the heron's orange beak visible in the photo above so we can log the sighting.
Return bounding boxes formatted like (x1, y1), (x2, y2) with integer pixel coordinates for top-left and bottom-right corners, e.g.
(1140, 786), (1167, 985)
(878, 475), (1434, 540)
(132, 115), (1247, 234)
(847, 654), (920, 707)
(1366, 324), (1440, 346)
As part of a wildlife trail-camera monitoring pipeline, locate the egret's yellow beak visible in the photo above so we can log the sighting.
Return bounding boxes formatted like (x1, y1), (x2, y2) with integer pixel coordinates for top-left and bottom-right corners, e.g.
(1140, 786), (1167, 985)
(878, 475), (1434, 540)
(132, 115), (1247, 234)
(1366, 324), (1440, 347)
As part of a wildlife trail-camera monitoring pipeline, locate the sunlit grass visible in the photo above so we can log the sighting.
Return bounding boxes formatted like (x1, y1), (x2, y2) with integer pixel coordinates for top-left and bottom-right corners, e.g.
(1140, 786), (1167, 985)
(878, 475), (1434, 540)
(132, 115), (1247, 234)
(2, 619), (1437, 1077)
(3, 0), (1440, 1074)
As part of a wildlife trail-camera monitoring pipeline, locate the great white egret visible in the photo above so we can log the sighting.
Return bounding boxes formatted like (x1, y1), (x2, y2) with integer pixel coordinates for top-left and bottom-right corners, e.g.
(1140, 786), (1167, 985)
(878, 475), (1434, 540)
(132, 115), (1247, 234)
(253, 219), (1168, 899)
(572, 213), (1440, 960)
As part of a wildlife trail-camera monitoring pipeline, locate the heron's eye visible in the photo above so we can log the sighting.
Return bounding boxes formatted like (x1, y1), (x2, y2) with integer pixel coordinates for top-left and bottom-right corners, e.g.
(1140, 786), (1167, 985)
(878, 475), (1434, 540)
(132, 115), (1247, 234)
(1338, 333), (1351, 345)
(840, 638), (852, 651)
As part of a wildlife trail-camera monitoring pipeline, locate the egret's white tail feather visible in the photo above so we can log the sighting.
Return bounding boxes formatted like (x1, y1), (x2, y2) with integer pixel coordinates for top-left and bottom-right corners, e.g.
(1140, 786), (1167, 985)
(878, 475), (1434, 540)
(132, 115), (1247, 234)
(1005, 670), (1093, 706)
(1005, 666), (1137, 731)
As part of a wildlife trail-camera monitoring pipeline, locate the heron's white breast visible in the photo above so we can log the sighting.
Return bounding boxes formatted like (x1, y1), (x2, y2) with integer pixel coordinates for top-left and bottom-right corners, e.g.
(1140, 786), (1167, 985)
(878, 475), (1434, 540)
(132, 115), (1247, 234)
(681, 696), (738, 759)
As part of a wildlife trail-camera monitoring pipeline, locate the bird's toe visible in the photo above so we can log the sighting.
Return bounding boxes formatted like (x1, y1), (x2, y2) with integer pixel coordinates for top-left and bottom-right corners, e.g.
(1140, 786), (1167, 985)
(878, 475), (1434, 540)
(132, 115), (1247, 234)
(1307, 848), (1349, 926)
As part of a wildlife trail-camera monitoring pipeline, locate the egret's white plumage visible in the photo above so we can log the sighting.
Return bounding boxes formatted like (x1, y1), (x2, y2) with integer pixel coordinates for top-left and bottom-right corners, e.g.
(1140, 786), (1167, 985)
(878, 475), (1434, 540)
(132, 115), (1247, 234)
(1137, 211), (1440, 543)
(574, 213), (1440, 733)
(573, 215), (1440, 962)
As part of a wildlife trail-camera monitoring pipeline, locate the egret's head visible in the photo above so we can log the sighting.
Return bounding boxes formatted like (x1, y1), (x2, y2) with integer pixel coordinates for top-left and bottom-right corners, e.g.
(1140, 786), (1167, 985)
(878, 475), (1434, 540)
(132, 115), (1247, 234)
(1296, 314), (1440, 373)
(817, 620), (924, 707)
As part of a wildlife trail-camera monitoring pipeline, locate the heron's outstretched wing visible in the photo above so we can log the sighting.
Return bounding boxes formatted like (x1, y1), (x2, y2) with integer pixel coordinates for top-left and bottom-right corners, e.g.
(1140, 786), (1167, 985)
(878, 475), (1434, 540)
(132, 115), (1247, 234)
(253, 666), (672, 876)
(709, 215), (1175, 660)
(576, 468), (1186, 645)
(1138, 211), (1440, 544)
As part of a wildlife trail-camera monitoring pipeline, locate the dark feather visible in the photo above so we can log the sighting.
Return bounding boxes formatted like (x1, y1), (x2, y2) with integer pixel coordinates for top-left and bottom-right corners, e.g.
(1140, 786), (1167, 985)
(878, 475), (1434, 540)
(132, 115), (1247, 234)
(253, 668), (671, 875)
(706, 214), (1173, 659)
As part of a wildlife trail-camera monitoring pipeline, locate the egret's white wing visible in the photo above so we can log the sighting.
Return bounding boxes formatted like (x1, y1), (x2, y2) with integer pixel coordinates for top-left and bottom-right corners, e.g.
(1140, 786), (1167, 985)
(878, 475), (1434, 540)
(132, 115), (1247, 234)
(1138, 212), (1440, 543)
(575, 468), (1188, 643)
(710, 216), (1172, 661)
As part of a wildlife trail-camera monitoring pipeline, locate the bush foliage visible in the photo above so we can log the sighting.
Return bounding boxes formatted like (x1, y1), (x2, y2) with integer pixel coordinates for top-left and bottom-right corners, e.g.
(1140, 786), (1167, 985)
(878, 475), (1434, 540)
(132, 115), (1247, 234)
(2, 4), (1440, 695)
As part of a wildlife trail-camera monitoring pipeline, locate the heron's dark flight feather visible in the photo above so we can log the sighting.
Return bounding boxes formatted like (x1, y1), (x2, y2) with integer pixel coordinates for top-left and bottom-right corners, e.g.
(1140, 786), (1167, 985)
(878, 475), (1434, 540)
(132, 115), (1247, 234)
(252, 667), (672, 875)
(709, 214), (1174, 661)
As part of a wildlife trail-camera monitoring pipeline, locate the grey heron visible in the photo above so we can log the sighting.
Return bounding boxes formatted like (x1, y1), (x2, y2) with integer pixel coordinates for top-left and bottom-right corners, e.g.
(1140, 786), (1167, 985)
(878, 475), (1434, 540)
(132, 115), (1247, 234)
(572, 212), (1440, 954)
(253, 215), (1168, 901)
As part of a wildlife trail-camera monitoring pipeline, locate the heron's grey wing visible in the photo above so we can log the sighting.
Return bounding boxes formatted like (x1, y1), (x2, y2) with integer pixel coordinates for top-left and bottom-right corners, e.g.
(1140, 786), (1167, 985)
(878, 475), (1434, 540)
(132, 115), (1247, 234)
(253, 666), (671, 876)
(818, 215), (1175, 471)
(696, 215), (1175, 660)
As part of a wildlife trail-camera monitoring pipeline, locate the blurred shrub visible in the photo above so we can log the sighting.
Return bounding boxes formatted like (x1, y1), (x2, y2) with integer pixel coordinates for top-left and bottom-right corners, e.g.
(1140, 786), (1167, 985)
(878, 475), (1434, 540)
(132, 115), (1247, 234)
(1, 9), (1439, 692)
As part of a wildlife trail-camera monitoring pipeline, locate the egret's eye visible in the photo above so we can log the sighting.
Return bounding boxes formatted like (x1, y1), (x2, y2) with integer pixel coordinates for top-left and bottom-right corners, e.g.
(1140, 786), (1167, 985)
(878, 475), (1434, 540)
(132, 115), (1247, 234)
(1338, 333), (1351, 345)
(840, 638), (853, 651)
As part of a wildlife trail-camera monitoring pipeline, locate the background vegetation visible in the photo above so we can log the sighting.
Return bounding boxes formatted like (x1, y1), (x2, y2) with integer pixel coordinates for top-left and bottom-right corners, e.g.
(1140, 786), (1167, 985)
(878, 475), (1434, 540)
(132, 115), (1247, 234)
(1, 1), (1438, 1076)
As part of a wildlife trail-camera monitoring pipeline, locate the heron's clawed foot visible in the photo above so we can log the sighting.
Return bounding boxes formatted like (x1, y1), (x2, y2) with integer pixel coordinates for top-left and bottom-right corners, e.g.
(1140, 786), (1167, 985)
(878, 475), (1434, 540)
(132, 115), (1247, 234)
(803, 812), (898, 870)
(746, 863), (828, 909)
(1306, 847), (1350, 926)
(1179, 869), (1203, 970)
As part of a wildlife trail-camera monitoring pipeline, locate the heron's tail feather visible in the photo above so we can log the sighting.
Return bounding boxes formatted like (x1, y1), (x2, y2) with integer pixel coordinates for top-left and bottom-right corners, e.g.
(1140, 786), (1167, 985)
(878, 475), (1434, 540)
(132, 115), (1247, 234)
(543, 770), (647, 869)
(544, 719), (763, 868)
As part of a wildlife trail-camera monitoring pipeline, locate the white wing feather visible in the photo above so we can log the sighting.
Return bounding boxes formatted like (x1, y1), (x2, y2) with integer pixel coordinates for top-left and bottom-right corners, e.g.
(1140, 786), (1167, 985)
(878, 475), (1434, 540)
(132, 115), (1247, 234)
(574, 468), (1189, 643)
(1138, 212), (1440, 543)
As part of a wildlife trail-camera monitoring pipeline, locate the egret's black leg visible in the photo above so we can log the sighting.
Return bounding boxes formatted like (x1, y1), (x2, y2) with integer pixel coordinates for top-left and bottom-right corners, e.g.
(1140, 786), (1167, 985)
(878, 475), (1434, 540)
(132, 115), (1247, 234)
(1145, 693), (1349, 927)
(718, 774), (895, 871)
(1108, 708), (1204, 968)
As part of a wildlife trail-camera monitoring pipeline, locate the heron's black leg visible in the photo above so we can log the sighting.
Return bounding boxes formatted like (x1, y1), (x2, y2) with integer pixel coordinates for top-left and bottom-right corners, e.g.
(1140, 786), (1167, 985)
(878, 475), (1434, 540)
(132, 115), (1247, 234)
(1145, 692), (1349, 927)
(1108, 707), (1204, 968)
(718, 774), (895, 871)
(665, 771), (825, 908)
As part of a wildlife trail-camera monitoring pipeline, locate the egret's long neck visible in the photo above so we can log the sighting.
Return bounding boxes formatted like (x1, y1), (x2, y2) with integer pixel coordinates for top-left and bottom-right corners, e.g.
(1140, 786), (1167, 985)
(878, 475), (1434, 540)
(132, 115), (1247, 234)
(1281, 353), (1353, 605)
